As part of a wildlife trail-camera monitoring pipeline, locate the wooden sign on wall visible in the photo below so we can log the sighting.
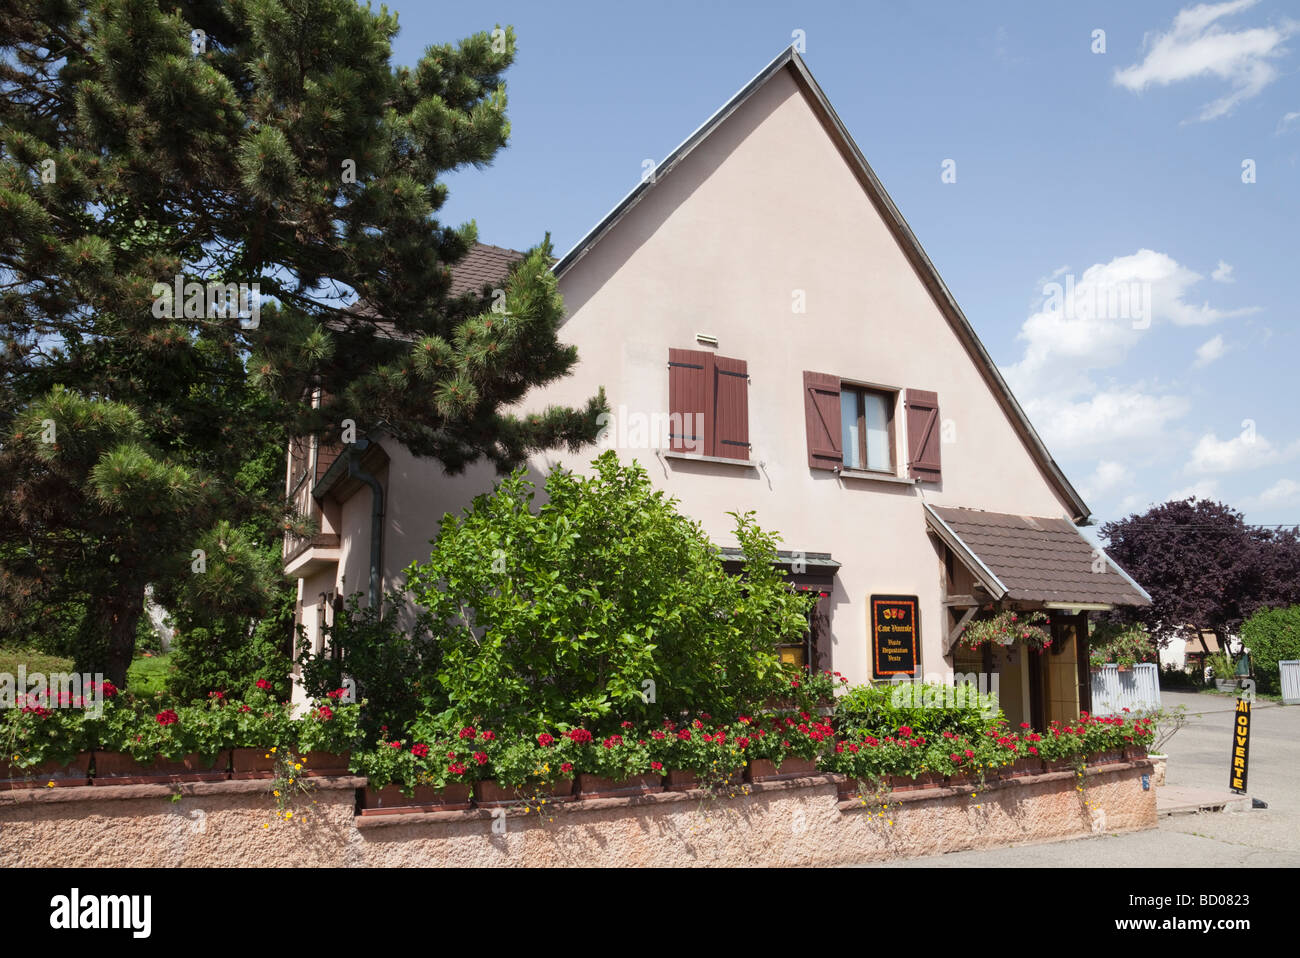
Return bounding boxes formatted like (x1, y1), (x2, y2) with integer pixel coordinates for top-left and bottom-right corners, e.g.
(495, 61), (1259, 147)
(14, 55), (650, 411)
(871, 594), (919, 679)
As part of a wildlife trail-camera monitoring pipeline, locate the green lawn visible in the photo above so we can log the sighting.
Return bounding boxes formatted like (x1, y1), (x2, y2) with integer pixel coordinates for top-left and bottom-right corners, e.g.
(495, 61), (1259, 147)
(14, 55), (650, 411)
(0, 647), (171, 693)
(0, 647), (74, 676)
(126, 653), (171, 694)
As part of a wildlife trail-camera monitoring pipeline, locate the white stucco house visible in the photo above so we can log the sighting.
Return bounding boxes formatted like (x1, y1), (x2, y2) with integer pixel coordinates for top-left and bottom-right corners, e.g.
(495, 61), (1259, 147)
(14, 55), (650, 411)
(283, 48), (1150, 728)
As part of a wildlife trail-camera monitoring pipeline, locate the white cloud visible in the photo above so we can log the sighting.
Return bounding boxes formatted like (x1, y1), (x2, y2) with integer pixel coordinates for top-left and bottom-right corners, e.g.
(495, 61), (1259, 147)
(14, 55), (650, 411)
(1254, 478), (1300, 506)
(1211, 260), (1235, 282)
(1004, 249), (1251, 412)
(1080, 459), (1136, 500)
(1277, 110), (1300, 133)
(1186, 430), (1300, 473)
(1167, 478), (1221, 501)
(1024, 390), (1191, 452)
(1113, 0), (1298, 121)
(1193, 333), (1227, 367)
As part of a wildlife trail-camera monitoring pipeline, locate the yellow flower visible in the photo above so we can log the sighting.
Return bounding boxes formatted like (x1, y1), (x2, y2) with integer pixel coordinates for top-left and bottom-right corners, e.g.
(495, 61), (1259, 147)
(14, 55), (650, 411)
(46, 781), (55, 788)
(270, 747), (277, 753)
(262, 823), (269, 829)
(273, 790), (281, 797)
(294, 763), (302, 770)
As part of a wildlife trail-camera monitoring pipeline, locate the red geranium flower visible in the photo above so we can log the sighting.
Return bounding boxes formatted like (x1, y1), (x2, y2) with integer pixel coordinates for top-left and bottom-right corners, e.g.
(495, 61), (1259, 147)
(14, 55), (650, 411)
(458, 727), (476, 740)
(480, 730), (495, 741)
(411, 743), (429, 758)
(537, 733), (555, 747)
(650, 761), (663, 771)
(155, 710), (178, 726)
(255, 679), (272, 691)
(317, 706), (333, 721)
(448, 763), (467, 776)
(473, 752), (488, 765)
(565, 728), (592, 745)
(676, 729), (691, 741)
(560, 762), (573, 773)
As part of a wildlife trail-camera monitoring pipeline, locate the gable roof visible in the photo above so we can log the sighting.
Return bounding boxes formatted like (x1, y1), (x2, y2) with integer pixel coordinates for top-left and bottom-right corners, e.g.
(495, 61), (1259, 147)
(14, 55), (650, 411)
(552, 47), (1091, 524)
(924, 503), (1151, 608)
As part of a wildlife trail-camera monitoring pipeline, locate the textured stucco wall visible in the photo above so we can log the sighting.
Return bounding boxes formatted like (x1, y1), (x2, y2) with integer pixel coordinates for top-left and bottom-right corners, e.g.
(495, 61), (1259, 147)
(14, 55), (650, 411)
(1, 764), (1155, 867)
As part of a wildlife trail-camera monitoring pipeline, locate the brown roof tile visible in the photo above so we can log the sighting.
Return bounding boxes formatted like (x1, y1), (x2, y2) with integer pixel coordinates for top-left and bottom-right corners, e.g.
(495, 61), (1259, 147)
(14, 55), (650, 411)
(336, 243), (525, 337)
(927, 505), (1150, 607)
(446, 243), (524, 298)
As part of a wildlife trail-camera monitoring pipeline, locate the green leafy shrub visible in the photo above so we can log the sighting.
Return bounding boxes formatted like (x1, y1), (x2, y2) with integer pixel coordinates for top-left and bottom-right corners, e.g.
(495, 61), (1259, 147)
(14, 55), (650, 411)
(834, 681), (1001, 740)
(297, 592), (442, 737)
(403, 452), (812, 735)
(1241, 605), (1300, 694)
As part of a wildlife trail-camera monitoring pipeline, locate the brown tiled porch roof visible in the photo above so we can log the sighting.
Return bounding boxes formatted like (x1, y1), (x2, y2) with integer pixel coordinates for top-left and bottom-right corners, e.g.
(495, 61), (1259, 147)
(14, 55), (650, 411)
(925, 504), (1151, 607)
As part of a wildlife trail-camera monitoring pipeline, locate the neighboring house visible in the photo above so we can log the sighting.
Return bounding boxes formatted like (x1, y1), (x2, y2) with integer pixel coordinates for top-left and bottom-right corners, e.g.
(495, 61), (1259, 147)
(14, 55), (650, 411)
(283, 48), (1150, 728)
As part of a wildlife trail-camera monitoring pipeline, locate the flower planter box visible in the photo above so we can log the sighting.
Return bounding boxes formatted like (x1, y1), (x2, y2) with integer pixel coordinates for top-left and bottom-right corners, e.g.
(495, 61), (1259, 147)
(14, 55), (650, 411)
(92, 751), (228, 785)
(663, 767), (745, 791)
(999, 757), (1041, 779)
(474, 778), (573, 807)
(746, 757), (818, 783)
(575, 773), (663, 799)
(230, 748), (277, 780)
(1084, 750), (1124, 766)
(1041, 758), (1075, 773)
(300, 751), (350, 777)
(887, 772), (944, 792)
(663, 769), (699, 791)
(836, 777), (890, 801)
(360, 783), (473, 815)
(1, 752), (92, 789)
(1122, 746), (1148, 762)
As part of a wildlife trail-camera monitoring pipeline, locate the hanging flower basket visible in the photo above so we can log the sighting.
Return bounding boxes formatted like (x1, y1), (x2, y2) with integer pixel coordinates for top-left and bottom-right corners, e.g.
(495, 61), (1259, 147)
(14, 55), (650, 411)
(958, 610), (1053, 652)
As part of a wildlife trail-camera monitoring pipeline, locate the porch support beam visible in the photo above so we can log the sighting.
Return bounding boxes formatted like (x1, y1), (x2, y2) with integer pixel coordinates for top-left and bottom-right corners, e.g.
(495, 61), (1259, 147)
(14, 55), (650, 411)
(945, 605), (979, 654)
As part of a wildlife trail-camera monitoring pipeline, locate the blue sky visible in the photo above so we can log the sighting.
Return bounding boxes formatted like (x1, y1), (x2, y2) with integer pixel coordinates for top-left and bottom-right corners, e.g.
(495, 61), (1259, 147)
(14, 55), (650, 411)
(387, 0), (1299, 533)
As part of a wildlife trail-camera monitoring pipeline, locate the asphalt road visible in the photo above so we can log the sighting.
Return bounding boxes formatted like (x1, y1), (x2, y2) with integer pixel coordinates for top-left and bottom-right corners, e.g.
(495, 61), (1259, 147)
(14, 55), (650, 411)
(866, 690), (1300, 867)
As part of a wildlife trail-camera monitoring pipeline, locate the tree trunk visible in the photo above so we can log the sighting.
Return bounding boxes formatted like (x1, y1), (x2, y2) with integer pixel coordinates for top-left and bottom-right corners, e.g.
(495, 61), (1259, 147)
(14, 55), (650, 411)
(100, 582), (146, 688)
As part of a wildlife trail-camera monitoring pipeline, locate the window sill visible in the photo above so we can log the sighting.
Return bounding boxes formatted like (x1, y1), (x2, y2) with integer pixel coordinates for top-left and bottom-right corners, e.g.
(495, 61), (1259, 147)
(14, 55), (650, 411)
(658, 449), (759, 469)
(837, 468), (917, 486)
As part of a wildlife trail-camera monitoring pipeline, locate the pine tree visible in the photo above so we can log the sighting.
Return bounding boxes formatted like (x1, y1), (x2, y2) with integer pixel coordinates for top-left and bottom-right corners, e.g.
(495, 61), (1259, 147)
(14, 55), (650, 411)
(0, 1), (605, 685)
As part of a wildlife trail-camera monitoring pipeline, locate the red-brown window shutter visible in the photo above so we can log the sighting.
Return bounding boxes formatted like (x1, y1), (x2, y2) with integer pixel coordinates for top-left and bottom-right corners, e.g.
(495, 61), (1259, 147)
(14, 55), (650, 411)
(905, 388), (941, 482)
(713, 356), (750, 460)
(803, 371), (842, 470)
(668, 348), (712, 453)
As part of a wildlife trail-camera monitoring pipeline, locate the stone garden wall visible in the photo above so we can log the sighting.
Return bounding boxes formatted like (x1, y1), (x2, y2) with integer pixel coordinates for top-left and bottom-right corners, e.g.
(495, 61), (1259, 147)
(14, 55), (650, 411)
(0, 761), (1156, 867)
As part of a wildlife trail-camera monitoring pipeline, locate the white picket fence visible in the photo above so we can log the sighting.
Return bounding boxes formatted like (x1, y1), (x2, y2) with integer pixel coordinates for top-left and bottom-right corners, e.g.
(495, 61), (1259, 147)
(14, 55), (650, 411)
(1090, 663), (1162, 715)
(1281, 660), (1300, 706)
